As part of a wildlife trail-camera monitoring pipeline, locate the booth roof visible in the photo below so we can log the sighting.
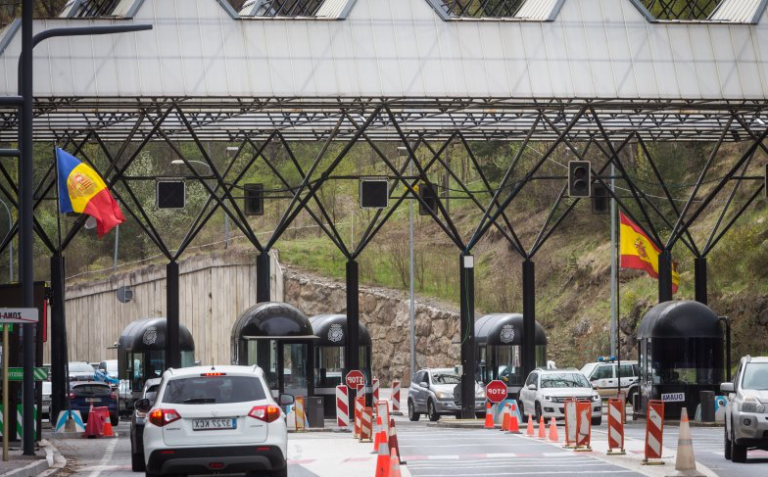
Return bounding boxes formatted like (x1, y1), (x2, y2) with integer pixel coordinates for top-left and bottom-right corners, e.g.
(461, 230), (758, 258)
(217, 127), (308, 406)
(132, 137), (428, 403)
(475, 313), (547, 347)
(232, 302), (315, 340)
(637, 300), (722, 339)
(118, 317), (195, 352)
(308, 314), (372, 347)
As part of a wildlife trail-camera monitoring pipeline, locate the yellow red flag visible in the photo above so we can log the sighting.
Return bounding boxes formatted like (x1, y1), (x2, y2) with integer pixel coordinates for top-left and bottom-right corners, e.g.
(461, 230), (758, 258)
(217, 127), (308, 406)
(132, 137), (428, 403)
(619, 212), (679, 293)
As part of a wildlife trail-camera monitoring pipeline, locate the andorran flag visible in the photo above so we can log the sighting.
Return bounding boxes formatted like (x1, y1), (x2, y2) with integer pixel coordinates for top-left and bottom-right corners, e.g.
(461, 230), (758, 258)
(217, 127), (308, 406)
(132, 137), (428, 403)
(619, 212), (680, 293)
(57, 148), (125, 238)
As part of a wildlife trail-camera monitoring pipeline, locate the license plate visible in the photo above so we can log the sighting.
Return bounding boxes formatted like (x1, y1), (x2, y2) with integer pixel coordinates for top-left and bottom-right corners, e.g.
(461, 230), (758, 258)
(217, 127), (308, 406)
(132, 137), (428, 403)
(193, 418), (236, 431)
(85, 398), (101, 403)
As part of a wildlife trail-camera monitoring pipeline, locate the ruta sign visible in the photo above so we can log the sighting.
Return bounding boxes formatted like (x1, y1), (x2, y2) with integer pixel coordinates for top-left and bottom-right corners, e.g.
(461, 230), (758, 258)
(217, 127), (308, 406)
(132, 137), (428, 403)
(346, 370), (365, 388)
(485, 380), (508, 404)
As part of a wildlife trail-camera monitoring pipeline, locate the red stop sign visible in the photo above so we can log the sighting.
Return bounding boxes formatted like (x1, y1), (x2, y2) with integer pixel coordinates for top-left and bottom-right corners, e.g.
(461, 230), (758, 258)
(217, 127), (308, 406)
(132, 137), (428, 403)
(346, 370), (365, 388)
(486, 380), (508, 403)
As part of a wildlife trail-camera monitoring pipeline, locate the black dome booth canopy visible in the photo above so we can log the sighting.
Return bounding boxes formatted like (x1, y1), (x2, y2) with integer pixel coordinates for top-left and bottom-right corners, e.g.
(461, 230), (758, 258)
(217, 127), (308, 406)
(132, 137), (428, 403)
(117, 318), (195, 398)
(309, 314), (373, 418)
(637, 301), (725, 419)
(475, 314), (547, 396)
(231, 302), (318, 398)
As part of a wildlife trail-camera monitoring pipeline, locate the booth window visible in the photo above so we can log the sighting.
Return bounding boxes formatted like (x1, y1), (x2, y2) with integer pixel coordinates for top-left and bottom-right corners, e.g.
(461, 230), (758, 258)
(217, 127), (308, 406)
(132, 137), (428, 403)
(130, 354), (144, 392)
(648, 338), (722, 385)
(181, 351), (195, 368)
(247, 340), (279, 388)
(283, 343), (309, 397)
(315, 347), (343, 387)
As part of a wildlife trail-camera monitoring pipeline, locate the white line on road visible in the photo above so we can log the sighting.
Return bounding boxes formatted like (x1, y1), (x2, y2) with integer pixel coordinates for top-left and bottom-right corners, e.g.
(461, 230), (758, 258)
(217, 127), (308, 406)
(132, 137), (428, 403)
(87, 438), (118, 477)
(410, 471), (639, 476)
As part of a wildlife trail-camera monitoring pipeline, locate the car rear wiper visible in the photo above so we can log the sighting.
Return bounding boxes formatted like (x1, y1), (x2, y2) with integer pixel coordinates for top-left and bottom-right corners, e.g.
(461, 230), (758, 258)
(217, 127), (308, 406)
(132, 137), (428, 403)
(182, 398), (216, 404)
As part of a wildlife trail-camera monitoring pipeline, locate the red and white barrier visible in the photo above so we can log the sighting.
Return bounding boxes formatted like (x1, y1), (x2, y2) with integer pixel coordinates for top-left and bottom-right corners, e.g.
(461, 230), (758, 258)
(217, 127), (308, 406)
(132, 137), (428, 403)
(372, 378), (380, 405)
(391, 380), (401, 412)
(361, 407), (373, 442)
(607, 398), (625, 454)
(575, 400), (592, 451)
(336, 385), (350, 429)
(377, 400), (390, 434)
(564, 398), (577, 448)
(644, 400), (665, 464)
(354, 394), (364, 438)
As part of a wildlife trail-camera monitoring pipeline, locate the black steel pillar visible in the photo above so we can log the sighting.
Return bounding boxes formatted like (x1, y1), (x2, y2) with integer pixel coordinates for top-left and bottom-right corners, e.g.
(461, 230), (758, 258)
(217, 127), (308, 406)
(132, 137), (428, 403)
(658, 251), (673, 303)
(256, 251), (270, 303)
(20, 0), (35, 456)
(459, 253), (475, 419)
(694, 257), (707, 305)
(522, 260), (536, 379)
(345, 260), (360, 373)
(165, 261), (180, 369)
(50, 253), (69, 421)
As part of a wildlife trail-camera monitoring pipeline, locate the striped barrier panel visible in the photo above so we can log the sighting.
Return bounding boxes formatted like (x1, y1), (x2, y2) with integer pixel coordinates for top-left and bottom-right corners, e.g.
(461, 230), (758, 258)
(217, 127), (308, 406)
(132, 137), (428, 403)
(295, 397), (307, 431)
(0, 405), (38, 440)
(54, 410), (85, 433)
(360, 407), (373, 442)
(372, 378), (380, 406)
(575, 400), (592, 451)
(354, 394), (365, 438)
(391, 380), (401, 412)
(336, 385), (350, 428)
(607, 398), (626, 454)
(564, 398), (577, 448)
(644, 400), (665, 464)
(377, 400), (390, 434)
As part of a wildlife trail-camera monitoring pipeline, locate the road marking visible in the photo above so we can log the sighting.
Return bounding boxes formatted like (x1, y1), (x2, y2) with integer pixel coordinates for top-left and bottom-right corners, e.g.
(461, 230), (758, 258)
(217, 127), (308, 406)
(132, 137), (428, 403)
(410, 471), (638, 476)
(87, 438), (118, 477)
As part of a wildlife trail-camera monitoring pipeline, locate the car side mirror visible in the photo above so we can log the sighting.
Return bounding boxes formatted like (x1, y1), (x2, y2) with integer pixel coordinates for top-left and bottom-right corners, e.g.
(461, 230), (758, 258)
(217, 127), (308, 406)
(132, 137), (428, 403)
(420, 381), (429, 388)
(135, 398), (151, 413)
(720, 382), (734, 393)
(589, 375), (598, 381)
(527, 384), (537, 391)
(279, 394), (295, 406)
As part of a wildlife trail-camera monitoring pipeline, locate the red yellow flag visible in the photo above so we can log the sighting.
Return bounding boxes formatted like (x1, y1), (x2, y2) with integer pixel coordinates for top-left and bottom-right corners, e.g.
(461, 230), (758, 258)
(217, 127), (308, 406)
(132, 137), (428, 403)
(619, 212), (679, 293)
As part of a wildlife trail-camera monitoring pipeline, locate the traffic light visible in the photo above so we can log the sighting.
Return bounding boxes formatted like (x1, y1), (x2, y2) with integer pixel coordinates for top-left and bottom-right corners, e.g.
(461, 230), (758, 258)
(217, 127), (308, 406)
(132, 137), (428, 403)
(156, 180), (186, 209)
(419, 182), (437, 216)
(244, 183), (264, 216)
(360, 179), (389, 209)
(568, 160), (591, 198)
(592, 183), (609, 214)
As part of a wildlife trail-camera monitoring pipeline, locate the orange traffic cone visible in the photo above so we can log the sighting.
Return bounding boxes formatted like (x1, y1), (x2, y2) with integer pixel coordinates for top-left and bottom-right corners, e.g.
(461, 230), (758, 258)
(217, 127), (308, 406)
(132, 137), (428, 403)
(484, 403), (495, 429)
(375, 434), (390, 477)
(526, 415), (534, 437)
(372, 415), (384, 453)
(102, 415), (114, 438)
(501, 406), (510, 431)
(673, 408), (704, 476)
(507, 407), (520, 434)
(388, 448), (402, 477)
(548, 417), (559, 442)
(538, 416), (546, 439)
(388, 418), (404, 464)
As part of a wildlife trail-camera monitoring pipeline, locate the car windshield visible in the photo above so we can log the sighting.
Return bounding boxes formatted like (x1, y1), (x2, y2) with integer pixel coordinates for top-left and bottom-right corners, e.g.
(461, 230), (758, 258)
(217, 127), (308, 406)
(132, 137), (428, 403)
(69, 362), (95, 373)
(540, 373), (590, 389)
(73, 384), (111, 396)
(742, 363), (768, 391)
(163, 375), (267, 404)
(432, 373), (461, 385)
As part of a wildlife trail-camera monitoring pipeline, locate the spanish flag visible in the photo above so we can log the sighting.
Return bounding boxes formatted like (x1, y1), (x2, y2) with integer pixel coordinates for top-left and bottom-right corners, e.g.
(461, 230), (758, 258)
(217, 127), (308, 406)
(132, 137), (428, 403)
(57, 148), (125, 238)
(619, 212), (680, 293)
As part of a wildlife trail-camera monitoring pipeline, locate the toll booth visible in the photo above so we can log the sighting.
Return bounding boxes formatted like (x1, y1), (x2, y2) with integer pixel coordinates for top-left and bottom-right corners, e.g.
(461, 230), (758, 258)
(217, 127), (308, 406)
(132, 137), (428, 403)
(309, 314), (372, 418)
(117, 318), (195, 405)
(231, 302), (318, 399)
(475, 313), (547, 398)
(0, 282), (48, 442)
(638, 301), (724, 419)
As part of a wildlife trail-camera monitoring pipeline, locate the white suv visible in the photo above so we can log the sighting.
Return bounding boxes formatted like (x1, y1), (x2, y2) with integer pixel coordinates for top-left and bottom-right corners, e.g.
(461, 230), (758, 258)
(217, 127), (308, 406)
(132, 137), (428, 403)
(519, 369), (602, 426)
(139, 365), (290, 477)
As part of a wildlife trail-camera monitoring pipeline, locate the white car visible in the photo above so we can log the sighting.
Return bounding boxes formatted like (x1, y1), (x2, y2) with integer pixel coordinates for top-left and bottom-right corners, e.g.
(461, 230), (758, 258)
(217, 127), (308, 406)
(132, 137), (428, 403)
(580, 359), (640, 402)
(519, 368), (603, 426)
(139, 365), (291, 477)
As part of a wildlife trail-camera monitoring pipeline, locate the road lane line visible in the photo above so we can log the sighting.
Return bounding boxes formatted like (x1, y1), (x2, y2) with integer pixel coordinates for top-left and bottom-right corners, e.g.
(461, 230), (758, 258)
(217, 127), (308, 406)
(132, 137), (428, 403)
(410, 471), (639, 476)
(87, 438), (118, 477)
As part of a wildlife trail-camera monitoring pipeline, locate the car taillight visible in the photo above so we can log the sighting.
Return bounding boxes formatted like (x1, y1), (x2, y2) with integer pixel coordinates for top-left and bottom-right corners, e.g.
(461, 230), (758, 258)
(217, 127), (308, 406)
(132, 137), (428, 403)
(149, 409), (181, 427)
(69, 393), (75, 400)
(201, 373), (226, 377)
(248, 405), (280, 423)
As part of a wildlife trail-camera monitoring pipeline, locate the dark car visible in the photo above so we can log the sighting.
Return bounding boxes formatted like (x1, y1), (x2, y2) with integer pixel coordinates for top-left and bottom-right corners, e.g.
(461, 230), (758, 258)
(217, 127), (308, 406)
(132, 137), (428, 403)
(130, 378), (161, 472)
(69, 382), (118, 426)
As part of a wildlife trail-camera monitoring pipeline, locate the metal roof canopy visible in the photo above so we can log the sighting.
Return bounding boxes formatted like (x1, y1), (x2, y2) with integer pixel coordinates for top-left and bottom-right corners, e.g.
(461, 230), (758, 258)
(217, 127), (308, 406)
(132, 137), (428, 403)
(1, 0), (768, 141)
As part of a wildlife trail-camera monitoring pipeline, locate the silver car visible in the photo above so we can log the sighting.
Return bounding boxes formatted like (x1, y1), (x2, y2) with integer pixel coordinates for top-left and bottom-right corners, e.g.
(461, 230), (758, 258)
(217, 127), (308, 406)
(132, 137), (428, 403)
(722, 355), (768, 463)
(408, 368), (486, 421)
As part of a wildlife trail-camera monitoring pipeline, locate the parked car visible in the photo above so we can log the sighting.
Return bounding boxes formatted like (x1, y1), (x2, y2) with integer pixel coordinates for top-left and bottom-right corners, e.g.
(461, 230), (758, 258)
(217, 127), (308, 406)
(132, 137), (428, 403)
(131, 378), (161, 472)
(69, 361), (96, 382)
(519, 368), (602, 426)
(139, 365), (293, 477)
(408, 368), (486, 422)
(722, 355), (768, 463)
(42, 381), (52, 420)
(69, 381), (118, 426)
(580, 358), (640, 403)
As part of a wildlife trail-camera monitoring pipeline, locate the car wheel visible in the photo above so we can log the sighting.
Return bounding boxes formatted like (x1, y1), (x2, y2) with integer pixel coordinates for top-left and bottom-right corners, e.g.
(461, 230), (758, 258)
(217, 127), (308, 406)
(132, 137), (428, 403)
(408, 399), (420, 422)
(627, 389), (638, 407)
(534, 402), (542, 422)
(131, 452), (145, 472)
(731, 430), (747, 463)
(427, 399), (440, 422)
(591, 416), (602, 426)
(724, 425), (732, 460)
